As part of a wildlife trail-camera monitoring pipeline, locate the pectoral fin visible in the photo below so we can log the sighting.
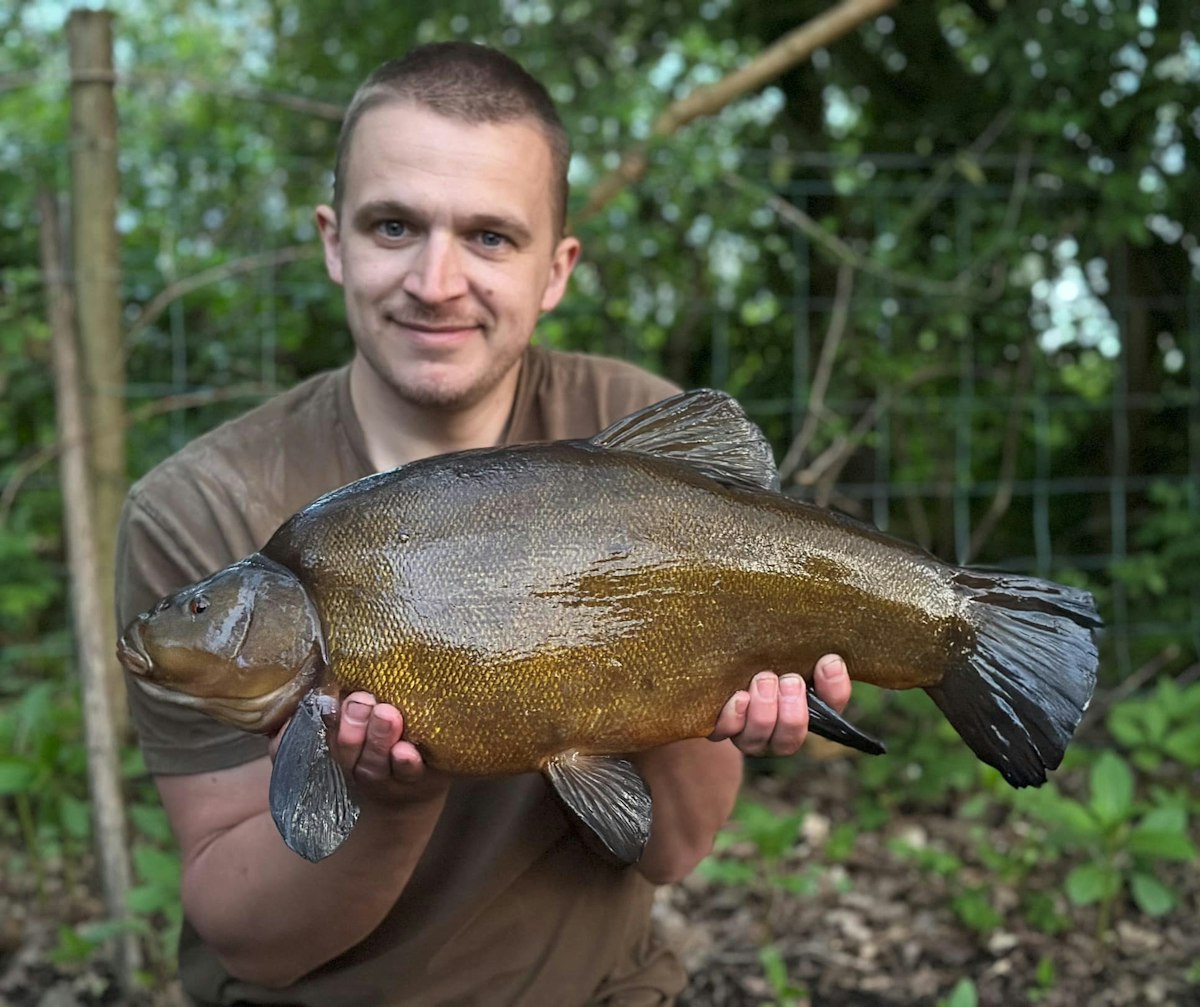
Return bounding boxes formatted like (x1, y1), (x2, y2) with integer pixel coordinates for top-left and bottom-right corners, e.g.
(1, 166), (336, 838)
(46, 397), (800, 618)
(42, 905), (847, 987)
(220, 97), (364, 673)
(269, 690), (360, 862)
(806, 691), (887, 755)
(544, 751), (652, 865)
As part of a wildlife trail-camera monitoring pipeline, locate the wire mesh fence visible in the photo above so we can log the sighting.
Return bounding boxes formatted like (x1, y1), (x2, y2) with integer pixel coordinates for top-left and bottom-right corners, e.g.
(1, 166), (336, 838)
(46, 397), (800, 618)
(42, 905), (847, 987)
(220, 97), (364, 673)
(15, 133), (1197, 684)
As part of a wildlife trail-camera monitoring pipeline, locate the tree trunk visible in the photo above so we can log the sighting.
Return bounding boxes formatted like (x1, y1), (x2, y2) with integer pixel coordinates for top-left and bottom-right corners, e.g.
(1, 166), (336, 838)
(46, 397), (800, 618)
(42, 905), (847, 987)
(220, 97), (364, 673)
(67, 9), (128, 734)
(39, 187), (141, 991)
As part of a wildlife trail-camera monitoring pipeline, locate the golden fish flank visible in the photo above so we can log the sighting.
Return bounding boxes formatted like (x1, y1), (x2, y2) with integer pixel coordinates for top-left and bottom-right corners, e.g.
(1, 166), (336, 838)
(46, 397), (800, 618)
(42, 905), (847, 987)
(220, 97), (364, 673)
(118, 389), (1100, 863)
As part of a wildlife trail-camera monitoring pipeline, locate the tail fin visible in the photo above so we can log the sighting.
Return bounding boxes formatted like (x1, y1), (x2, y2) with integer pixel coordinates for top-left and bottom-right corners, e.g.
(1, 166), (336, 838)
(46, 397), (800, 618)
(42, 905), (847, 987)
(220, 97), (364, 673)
(927, 571), (1100, 788)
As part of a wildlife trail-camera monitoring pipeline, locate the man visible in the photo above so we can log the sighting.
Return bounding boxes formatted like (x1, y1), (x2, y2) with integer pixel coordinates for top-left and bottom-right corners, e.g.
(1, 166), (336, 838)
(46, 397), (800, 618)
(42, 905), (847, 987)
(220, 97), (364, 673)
(116, 42), (852, 1005)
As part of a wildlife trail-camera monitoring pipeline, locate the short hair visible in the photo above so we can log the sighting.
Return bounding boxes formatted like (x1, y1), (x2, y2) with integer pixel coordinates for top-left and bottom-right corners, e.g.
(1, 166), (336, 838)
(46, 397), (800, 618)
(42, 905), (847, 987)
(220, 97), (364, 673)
(332, 42), (570, 234)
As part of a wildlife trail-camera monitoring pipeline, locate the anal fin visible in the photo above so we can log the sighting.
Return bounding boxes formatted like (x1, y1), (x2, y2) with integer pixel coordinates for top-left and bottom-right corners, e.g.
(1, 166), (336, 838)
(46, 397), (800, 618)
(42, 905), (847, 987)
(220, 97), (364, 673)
(806, 691), (887, 756)
(544, 751), (652, 865)
(269, 690), (360, 862)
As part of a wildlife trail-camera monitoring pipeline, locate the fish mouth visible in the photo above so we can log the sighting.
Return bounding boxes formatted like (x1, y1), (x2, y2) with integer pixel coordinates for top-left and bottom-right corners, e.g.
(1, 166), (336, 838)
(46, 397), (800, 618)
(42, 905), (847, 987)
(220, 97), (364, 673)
(116, 624), (151, 676)
(128, 671), (308, 734)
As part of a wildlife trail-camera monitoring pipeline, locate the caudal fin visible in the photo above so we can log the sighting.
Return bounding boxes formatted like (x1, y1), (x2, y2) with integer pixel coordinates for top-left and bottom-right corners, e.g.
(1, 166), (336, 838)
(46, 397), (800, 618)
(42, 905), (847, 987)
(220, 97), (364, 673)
(926, 571), (1100, 788)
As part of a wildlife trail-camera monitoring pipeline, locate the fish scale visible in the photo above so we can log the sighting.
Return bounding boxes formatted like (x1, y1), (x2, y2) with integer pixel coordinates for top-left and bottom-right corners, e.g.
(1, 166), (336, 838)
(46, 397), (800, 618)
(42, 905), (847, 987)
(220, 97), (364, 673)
(119, 389), (1100, 863)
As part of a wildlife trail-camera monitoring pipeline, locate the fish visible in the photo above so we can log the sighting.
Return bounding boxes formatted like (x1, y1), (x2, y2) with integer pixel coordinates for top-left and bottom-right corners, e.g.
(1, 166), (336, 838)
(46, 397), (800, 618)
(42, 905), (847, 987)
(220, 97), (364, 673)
(117, 389), (1100, 863)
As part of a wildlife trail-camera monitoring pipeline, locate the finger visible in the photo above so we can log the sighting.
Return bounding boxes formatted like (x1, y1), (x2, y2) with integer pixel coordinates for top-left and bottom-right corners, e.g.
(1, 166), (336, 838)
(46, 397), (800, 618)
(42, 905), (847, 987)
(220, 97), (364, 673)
(388, 740), (426, 783)
(335, 693), (376, 763)
(735, 673), (780, 756)
(813, 654), (852, 714)
(765, 674), (810, 756)
(352, 704), (405, 783)
(708, 691), (750, 741)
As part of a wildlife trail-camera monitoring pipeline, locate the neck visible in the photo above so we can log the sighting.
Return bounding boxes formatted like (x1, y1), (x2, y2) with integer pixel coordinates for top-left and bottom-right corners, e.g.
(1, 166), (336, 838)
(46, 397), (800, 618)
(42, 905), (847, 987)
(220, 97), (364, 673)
(348, 355), (521, 471)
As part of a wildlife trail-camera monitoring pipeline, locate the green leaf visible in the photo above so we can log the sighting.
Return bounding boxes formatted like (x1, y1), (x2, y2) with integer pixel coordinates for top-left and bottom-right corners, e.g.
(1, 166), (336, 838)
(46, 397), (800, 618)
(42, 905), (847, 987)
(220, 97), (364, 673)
(127, 883), (172, 915)
(1089, 752), (1134, 826)
(0, 758), (36, 795)
(759, 943), (788, 992)
(1065, 863), (1119, 906)
(940, 977), (978, 1007)
(58, 795), (91, 840)
(1130, 872), (1175, 916)
(1128, 827), (1197, 862)
(1163, 725), (1200, 766)
(132, 844), (181, 888)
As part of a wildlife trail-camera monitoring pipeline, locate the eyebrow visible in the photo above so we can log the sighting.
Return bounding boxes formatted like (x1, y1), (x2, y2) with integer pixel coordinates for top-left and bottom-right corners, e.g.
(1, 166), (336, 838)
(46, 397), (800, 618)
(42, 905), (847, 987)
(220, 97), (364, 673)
(352, 199), (534, 246)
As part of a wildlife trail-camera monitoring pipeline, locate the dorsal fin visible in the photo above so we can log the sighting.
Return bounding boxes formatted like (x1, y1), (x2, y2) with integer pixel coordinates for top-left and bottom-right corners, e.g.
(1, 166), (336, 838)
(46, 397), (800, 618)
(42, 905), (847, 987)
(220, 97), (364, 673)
(589, 389), (779, 492)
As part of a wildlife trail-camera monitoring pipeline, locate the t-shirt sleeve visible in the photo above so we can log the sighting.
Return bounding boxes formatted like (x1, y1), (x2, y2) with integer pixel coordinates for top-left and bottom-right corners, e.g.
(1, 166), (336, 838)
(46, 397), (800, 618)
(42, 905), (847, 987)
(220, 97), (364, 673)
(115, 481), (269, 775)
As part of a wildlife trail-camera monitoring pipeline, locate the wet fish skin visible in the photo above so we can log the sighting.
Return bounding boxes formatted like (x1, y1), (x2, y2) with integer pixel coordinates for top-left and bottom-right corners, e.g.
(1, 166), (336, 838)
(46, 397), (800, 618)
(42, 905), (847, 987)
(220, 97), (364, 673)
(118, 389), (1100, 862)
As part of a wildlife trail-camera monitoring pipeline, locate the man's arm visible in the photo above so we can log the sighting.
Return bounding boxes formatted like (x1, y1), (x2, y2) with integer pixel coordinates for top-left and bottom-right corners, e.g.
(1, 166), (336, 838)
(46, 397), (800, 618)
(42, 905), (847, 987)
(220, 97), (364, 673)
(632, 657), (853, 884)
(155, 696), (449, 989)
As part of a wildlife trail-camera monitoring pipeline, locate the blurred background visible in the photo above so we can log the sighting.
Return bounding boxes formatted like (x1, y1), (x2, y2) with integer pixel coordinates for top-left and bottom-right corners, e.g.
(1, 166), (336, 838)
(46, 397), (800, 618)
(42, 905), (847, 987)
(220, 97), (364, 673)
(2, 2), (1198, 1005)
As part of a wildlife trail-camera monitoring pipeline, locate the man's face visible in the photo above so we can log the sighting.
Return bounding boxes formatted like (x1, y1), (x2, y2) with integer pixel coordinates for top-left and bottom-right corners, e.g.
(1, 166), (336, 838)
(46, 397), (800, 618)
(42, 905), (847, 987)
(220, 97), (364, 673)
(316, 102), (579, 412)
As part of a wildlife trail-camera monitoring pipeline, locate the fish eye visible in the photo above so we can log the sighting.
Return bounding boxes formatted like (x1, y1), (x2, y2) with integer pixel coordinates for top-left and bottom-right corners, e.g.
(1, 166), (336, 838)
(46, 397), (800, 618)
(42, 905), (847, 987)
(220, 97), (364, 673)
(189, 595), (210, 616)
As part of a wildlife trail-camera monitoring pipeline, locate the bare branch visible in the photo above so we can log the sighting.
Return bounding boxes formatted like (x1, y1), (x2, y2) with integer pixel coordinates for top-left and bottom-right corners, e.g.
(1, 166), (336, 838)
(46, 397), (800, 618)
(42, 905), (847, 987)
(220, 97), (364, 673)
(39, 177), (140, 986)
(5, 67), (345, 118)
(0, 385), (276, 529)
(0, 443), (59, 529)
(575, 0), (896, 225)
(966, 337), (1036, 560)
(134, 70), (345, 120)
(777, 262), (855, 480)
(1077, 644), (1182, 735)
(726, 174), (975, 299)
(790, 364), (957, 503)
(124, 244), (319, 346)
(892, 104), (1017, 245)
(126, 383), (277, 425)
(0, 70), (40, 94)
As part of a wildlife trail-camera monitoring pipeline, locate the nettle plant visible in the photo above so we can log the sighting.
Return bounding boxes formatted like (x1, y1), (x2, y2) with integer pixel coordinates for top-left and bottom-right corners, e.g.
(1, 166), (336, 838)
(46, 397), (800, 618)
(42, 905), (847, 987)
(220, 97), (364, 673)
(1015, 749), (1197, 939)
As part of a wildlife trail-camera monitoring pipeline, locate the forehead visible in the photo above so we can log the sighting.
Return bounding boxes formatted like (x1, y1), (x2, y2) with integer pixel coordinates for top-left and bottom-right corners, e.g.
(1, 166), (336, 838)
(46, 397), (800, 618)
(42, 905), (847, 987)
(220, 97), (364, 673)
(342, 102), (556, 225)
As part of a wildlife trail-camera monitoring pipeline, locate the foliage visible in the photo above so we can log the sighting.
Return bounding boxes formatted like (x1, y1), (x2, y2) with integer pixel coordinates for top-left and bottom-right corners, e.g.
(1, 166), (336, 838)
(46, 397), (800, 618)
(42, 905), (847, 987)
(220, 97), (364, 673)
(2, 0), (1198, 990)
(1015, 749), (1197, 937)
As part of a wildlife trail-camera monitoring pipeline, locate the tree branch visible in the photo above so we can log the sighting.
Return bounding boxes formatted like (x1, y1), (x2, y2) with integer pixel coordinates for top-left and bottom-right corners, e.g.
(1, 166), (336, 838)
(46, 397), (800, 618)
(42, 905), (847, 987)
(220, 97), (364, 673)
(777, 262), (855, 479)
(966, 336), (1036, 560)
(791, 363), (957, 505)
(575, 0), (896, 225)
(124, 244), (319, 346)
(725, 173), (975, 299)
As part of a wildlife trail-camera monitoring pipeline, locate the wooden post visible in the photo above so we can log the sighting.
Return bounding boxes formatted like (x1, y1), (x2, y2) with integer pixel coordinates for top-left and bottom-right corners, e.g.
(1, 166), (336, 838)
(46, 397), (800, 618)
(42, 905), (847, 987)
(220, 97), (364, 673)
(67, 8), (128, 733)
(39, 187), (141, 990)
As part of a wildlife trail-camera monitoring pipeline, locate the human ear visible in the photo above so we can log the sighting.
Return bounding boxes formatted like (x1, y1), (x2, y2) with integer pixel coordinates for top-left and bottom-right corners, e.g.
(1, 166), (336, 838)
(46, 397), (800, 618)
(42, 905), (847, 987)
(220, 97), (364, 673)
(539, 235), (581, 312)
(315, 205), (344, 286)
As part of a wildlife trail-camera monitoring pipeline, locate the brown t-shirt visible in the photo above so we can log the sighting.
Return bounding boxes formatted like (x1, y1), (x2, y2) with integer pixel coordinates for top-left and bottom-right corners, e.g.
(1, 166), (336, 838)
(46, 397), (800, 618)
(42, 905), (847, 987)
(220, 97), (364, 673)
(115, 346), (684, 1007)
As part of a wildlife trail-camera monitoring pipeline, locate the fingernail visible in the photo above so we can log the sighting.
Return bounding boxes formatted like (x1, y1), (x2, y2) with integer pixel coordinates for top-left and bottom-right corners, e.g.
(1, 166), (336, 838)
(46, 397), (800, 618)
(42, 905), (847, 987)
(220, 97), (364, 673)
(817, 656), (844, 682)
(754, 674), (776, 700)
(779, 675), (803, 700)
(734, 694), (749, 716)
(344, 700), (370, 726)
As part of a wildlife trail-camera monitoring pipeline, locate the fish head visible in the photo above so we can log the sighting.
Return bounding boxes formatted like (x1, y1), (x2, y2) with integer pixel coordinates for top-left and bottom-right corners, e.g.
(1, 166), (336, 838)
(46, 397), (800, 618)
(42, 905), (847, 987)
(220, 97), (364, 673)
(117, 554), (325, 734)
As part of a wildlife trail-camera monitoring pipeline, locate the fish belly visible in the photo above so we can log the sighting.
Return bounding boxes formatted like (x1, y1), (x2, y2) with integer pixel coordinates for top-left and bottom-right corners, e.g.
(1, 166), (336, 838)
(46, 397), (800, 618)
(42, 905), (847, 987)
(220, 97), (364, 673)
(282, 446), (968, 775)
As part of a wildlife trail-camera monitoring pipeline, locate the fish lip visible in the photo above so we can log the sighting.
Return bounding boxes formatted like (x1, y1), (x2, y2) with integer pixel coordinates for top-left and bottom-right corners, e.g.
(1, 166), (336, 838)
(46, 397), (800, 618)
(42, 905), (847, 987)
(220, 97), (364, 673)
(116, 623), (151, 676)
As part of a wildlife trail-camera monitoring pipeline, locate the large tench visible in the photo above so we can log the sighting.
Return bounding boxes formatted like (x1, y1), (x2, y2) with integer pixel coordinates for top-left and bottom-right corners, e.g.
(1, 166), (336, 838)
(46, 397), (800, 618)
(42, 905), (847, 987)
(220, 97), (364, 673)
(118, 389), (1100, 863)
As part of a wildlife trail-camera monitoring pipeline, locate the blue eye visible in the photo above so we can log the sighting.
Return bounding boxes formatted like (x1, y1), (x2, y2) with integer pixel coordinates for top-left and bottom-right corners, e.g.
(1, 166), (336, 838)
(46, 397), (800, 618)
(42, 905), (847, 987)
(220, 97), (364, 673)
(479, 231), (507, 249)
(378, 220), (407, 239)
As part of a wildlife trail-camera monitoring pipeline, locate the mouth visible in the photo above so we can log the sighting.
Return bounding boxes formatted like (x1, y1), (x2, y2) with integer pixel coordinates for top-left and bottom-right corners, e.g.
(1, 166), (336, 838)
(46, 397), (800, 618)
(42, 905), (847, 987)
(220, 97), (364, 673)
(389, 317), (483, 344)
(116, 624), (151, 676)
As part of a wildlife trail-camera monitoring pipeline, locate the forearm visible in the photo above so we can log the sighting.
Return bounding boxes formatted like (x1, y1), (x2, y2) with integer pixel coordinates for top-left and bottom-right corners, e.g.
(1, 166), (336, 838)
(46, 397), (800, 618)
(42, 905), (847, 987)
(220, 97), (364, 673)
(178, 789), (446, 987)
(631, 738), (743, 885)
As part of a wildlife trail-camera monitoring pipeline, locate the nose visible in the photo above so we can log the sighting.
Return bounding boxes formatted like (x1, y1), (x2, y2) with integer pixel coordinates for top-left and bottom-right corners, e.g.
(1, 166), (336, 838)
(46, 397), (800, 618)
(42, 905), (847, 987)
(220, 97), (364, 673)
(402, 232), (468, 305)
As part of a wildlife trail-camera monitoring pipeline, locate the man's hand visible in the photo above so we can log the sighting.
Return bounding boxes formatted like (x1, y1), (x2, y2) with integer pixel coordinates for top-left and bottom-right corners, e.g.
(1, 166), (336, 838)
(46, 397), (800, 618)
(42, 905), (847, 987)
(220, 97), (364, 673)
(269, 691), (447, 807)
(709, 654), (852, 757)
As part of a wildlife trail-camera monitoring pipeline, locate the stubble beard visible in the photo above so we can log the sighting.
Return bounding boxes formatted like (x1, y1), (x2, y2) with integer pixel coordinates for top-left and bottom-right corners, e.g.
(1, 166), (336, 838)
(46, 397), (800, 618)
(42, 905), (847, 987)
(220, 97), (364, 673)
(357, 329), (527, 414)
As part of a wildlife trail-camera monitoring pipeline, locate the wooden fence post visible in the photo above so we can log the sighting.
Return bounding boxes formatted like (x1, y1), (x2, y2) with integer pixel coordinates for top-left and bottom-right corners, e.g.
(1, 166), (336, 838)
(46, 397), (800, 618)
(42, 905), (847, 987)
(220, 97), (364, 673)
(67, 7), (127, 734)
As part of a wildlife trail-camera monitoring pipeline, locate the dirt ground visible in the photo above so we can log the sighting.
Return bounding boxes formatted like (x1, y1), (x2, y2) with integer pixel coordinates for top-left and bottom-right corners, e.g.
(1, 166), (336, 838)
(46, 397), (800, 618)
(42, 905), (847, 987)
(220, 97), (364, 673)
(2, 762), (1197, 1007)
